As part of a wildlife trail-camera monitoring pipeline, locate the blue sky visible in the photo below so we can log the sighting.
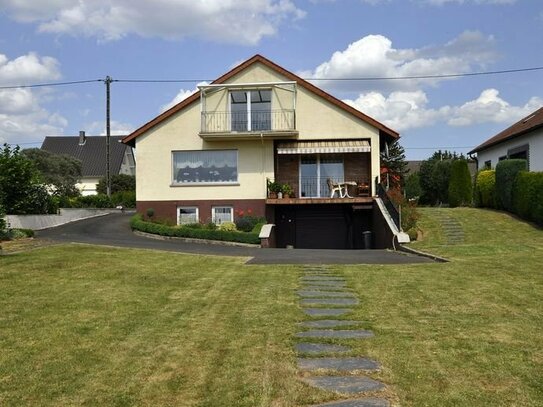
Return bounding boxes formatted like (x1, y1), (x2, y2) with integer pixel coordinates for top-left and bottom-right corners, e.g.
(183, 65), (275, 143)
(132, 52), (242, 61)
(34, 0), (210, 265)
(1, 0), (542, 159)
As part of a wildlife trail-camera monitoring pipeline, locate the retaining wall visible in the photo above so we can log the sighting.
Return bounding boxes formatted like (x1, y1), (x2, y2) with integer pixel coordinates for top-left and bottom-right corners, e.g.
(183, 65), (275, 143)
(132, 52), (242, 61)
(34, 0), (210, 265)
(6, 208), (117, 230)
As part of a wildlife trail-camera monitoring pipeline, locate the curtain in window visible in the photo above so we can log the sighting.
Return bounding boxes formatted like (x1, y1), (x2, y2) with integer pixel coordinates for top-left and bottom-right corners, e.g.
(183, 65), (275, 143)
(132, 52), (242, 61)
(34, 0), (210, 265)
(173, 150), (237, 183)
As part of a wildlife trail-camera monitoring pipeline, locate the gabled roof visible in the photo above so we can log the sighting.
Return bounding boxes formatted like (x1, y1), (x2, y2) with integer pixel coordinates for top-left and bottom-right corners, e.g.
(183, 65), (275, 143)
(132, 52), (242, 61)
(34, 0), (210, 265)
(469, 107), (543, 154)
(122, 54), (399, 146)
(41, 136), (129, 177)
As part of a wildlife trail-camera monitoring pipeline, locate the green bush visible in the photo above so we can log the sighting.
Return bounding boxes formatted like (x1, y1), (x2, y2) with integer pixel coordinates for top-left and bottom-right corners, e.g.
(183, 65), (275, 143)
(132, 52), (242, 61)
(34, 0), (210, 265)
(404, 172), (422, 200)
(251, 222), (266, 234)
(96, 174), (135, 194)
(218, 221), (237, 232)
(448, 159), (472, 207)
(495, 159), (527, 211)
(474, 170), (497, 208)
(512, 171), (543, 226)
(235, 215), (266, 232)
(110, 191), (136, 208)
(71, 194), (113, 208)
(130, 214), (260, 244)
(0, 206), (7, 241)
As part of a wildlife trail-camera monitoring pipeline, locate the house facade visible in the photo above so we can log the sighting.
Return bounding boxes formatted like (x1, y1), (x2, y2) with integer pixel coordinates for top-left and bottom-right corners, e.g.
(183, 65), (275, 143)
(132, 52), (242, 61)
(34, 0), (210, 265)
(470, 107), (543, 171)
(42, 132), (136, 195)
(123, 55), (399, 249)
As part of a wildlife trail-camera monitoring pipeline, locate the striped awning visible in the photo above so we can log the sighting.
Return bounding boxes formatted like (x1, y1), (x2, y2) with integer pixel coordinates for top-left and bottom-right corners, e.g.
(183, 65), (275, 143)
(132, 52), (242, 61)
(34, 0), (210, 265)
(276, 140), (371, 154)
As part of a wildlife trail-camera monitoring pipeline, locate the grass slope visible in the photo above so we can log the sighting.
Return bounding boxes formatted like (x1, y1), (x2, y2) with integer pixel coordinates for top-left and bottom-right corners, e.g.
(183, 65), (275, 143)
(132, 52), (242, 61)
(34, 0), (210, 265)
(1, 208), (542, 406)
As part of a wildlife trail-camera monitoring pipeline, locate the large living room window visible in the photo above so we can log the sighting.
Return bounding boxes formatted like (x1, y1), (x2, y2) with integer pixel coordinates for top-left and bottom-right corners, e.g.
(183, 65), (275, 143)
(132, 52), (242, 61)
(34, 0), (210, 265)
(230, 90), (271, 132)
(173, 150), (238, 184)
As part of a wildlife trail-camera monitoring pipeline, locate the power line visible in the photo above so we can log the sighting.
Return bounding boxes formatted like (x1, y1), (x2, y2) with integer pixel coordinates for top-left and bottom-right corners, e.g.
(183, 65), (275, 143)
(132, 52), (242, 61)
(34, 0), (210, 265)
(1, 65), (542, 89)
(405, 146), (475, 150)
(0, 79), (102, 90)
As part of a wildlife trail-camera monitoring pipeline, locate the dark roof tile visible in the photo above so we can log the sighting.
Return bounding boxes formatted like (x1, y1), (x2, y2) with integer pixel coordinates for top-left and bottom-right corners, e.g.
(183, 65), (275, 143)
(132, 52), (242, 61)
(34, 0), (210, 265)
(41, 136), (128, 177)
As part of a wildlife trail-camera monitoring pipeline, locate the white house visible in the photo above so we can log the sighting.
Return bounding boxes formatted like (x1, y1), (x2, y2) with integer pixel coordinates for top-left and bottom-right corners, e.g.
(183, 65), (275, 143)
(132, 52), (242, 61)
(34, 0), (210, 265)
(470, 107), (543, 171)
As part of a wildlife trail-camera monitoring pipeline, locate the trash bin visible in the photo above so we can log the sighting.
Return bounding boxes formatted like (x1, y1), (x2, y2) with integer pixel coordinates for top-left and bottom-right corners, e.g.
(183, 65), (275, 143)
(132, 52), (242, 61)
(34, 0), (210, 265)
(362, 231), (373, 250)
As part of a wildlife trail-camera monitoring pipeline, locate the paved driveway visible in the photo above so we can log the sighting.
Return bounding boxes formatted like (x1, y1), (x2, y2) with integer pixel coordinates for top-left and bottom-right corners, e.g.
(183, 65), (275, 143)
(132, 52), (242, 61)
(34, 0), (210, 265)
(37, 213), (434, 264)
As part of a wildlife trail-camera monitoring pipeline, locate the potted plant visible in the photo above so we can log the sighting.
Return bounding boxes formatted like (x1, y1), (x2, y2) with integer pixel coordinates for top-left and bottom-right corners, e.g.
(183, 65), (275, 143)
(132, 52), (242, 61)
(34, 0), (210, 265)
(281, 183), (293, 199)
(267, 180), (282, 199)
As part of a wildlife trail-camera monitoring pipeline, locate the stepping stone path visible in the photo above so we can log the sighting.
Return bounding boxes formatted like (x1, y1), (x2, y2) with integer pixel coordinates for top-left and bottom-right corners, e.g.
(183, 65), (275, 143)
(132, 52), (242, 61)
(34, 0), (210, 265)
(295, 266), (390, 407)
(434, 212), (465, 244)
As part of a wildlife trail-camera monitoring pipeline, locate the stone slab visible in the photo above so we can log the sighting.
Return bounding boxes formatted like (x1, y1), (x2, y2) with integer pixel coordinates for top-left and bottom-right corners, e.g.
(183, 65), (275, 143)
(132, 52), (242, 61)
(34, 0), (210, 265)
(301, 276), (346, 281)
(298, 291), (356, 298)
(300, 298), (359, 306)
(301, 376), (384, 394)
(298, 357), (380, 371)
(299, 320), (362, 328)
(302, 281), (347, 287)
(296, 329), (374, 339)
(301, 286), (353, 292)
(295, 342), (352, 354)
(310, 397), (390, 407)
(303, 308), (353, 317)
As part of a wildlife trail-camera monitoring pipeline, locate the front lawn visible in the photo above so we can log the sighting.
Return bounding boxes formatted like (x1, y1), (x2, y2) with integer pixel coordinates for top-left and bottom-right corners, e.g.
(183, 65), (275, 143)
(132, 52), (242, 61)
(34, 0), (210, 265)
(1, 208), (542, 406)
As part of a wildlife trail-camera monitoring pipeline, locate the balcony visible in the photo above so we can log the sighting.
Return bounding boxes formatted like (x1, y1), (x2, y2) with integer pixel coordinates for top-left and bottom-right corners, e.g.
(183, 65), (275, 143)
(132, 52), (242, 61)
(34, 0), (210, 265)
(266, 177), (373, 205)
(200, 110), (297, 139)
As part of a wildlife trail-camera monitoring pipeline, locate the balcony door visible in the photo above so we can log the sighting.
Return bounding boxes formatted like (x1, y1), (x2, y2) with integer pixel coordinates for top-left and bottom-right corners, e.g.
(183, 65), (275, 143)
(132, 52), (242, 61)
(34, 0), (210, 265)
(230, 90), (271, 132)
(300, 154), (344, 198)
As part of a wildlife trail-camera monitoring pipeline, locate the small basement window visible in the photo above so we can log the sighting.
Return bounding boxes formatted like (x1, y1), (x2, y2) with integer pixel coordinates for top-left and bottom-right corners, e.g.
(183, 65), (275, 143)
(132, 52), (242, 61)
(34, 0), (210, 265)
(484, 160), (491, 169)
(212, 206), (233, 224)
(178, 207), (199, 225)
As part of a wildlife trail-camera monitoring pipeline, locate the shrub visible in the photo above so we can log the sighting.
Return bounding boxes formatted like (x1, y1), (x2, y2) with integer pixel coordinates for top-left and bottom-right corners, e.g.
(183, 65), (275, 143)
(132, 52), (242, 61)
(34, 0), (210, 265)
(404, 172), (422, 200)
(110, 191), (136, 208)
(96, 174), (136, 194)
(495, 159), (527, 211)
(0, 206), (7, 241)
(218, 221), (237, 232)
(235, 215), (266, 232)
(474, 170), (496, 208)
(448, 159), (472, 207)
(72, 194), (113, 208)
(512, 171), (543, 226)
(146, 208), (155, 219)
(130, 214), (260, 244)
(252, 222), (266, 234)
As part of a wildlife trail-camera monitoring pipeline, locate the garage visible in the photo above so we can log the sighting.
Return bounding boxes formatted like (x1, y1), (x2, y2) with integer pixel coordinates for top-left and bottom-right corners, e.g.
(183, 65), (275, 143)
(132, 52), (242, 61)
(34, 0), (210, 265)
(274, 204), (372, 249)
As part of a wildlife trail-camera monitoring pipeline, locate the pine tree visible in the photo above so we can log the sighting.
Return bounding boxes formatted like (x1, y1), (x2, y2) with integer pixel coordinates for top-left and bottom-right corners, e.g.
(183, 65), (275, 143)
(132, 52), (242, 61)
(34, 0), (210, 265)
(380, 140), (408, 190)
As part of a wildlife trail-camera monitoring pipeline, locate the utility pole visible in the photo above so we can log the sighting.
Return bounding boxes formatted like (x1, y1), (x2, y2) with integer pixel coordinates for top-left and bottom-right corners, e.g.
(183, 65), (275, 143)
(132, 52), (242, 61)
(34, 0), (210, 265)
(105, 76), (112, 197)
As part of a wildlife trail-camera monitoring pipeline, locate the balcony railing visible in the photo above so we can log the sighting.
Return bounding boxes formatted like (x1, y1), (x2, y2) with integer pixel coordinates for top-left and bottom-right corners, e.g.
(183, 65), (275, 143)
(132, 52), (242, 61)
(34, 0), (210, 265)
(267, 177), (371, 199)
(201, 110), (295, 133)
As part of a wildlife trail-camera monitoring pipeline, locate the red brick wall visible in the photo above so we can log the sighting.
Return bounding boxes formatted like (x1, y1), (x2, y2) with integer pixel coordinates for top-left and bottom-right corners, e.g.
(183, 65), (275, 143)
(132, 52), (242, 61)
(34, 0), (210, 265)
(136, 199), (267, 224)
(276, 155), (299, 197)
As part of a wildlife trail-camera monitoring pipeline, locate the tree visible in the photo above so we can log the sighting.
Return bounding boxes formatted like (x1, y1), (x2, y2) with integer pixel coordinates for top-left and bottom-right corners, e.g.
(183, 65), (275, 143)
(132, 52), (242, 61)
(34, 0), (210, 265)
(380, 139), (408, 190)
(96, 174), (135, 195)
(448, 159), (472, 207)
(417, 150), (466, 205)
(404, 172), (423, 200)
(22, 148), (82, 197)
(0, 144), (55, 214)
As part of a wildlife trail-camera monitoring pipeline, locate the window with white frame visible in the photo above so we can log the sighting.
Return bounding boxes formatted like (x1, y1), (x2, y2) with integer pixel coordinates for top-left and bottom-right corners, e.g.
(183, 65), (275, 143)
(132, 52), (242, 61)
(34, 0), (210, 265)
(173, 150), (237, 184)
(230, 90), (271, 132)
(177, 207), (198, 225)
(212, 206), (233, 224)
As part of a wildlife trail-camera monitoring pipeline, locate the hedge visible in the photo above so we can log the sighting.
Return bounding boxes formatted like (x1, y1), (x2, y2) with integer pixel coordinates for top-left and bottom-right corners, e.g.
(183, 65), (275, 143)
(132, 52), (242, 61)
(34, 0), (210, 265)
(512, 171), (543, 226)
(448, 159), (472, 207)
(495, 159), (527, 211)
(130, 214), (260, 245)
(474, 170), (497, 208)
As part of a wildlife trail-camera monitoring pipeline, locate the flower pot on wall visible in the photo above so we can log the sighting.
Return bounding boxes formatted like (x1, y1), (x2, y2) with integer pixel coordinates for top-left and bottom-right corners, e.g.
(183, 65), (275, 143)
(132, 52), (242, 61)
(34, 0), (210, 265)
(277, 192), (283, 199)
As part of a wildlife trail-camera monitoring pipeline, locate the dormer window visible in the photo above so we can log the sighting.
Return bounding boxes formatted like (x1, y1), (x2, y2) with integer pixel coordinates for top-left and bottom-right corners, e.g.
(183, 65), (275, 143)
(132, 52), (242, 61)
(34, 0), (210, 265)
(230, 90), (271, 132)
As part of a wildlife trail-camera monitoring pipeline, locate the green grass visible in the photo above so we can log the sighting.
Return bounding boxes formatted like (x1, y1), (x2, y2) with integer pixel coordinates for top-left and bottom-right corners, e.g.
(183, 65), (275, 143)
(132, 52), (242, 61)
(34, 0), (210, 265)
(1, 208), (542, 406)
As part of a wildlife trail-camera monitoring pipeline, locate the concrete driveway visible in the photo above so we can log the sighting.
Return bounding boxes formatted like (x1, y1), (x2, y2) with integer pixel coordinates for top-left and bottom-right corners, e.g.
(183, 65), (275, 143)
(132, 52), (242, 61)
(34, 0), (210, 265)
(37, 213), (434, 264)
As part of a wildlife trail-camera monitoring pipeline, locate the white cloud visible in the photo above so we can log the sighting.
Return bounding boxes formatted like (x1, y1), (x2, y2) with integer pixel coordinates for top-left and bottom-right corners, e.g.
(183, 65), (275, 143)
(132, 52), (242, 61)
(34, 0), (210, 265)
(0, 51), (66, 145)
(300, 31), (497, 93)
(344, 89), (543, 131)
(0, 0), (306, 45)
(160, 81), (209, 113)
(0, 52), (61, 85)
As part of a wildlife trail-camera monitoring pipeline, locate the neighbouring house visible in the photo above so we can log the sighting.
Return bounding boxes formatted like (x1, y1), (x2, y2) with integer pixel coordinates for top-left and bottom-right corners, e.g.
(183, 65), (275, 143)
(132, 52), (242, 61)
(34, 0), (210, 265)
(469, 107), (543, 171)
(122, 54), (402, 249)
(42, 132), (136, 195)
